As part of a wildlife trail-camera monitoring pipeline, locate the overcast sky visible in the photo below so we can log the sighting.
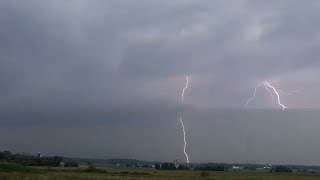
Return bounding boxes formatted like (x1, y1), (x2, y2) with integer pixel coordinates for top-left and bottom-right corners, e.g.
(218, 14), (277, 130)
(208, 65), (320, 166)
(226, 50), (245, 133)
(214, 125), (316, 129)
(1, 0), (320, 165)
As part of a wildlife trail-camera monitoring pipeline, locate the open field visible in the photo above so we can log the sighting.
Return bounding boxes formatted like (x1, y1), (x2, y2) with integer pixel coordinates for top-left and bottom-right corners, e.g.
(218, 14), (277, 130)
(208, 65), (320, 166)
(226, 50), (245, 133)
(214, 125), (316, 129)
(1, 163), (320, 180)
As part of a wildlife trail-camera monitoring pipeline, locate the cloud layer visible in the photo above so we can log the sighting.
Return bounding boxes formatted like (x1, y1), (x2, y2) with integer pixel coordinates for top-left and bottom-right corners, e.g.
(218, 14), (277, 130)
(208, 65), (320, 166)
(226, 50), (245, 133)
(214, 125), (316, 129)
(1, 0), (320, 164)
(1, 0), (320, 109)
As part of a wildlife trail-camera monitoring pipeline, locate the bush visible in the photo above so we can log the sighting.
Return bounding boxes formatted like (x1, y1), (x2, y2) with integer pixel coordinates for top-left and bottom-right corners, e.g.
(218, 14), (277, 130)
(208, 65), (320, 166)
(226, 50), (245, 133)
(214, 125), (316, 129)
(195, 164), (226, 171)
(200, 171), (210, 177)
(161, 163), (176, 170)
(64, 161), (79, 167)
(178, 165), (190, 170)
(155, 164), (160, 169)
(87, 163), (96, 171)
(274, 166), (292, 173)
(85, 163), (106, 173)
(0, 162), (39, 173)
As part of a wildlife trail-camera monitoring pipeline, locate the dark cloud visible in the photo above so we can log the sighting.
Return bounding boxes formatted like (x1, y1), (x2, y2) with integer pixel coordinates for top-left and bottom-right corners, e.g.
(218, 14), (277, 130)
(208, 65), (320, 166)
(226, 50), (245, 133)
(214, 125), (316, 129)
(1, 0), (320, 164)
(1, 109), (320, 165)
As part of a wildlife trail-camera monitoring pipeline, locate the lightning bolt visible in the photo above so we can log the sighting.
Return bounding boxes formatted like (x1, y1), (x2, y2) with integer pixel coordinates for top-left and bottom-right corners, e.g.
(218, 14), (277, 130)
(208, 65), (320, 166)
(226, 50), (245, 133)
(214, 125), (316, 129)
(245, 81), (287, 111)
(179, 117), (189, 164)
(181, 76), (189, 102)
(245, 83), (261, 108)
(179, 76), (190, 164)
(264, 83), (275, 103)
(264, 82), (287, 111)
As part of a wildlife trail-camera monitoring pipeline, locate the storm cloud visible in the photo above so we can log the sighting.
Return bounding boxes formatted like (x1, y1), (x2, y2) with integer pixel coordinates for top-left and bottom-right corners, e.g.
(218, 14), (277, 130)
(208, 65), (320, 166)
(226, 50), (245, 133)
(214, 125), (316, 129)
(1, 0), (320, 165)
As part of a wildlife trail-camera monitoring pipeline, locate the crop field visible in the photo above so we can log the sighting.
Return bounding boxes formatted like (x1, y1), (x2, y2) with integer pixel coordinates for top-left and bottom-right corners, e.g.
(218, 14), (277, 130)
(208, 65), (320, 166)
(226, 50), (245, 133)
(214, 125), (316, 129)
(1, 163), (320, 180)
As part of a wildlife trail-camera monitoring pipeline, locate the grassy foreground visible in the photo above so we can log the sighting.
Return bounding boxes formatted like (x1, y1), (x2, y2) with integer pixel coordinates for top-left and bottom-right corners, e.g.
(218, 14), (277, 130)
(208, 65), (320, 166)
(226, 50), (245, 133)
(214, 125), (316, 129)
(1, 163), (320, 180)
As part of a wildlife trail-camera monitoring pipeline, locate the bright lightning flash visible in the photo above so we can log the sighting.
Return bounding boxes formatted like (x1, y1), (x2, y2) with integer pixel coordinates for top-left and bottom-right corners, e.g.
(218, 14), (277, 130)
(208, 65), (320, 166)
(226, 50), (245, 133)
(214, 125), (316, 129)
(181, 76), (189, 102)
(245, 83), (261, 108)
(179, 117), (189, 164)
(264, 82), (287, 110)
(245, 81), (287, 111)
(264, 83), (275, 102)
(179, 76), (190, 164)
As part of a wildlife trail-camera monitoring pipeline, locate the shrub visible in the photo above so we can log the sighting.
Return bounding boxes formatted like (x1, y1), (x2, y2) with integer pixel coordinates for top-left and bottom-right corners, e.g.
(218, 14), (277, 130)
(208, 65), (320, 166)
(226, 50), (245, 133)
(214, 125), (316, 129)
(274, 166), (292, 173)
(200, 171), (210, 177)
(0, 162), (39, 173)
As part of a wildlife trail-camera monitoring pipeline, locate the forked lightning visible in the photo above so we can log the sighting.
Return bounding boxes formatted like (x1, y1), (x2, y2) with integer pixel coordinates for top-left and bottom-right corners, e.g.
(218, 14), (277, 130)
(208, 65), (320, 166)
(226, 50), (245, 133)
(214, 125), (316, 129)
(245, 81), (287, 111)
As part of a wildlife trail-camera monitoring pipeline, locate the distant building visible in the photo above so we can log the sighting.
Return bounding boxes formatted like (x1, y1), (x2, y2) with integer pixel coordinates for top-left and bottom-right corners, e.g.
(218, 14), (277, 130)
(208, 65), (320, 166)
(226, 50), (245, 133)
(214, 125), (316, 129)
(263, 164), (272, 169)
(173, 158), (180, 168)
(256, 164), (272, 171)
(232, 165), (243, 170)
(173, 158), (178, 166)
(37, 152), (42, 158)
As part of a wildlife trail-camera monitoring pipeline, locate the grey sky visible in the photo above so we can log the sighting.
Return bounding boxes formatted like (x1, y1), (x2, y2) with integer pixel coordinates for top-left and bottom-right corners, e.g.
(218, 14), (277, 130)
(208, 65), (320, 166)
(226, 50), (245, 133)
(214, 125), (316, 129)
(1, 0), (320, 165)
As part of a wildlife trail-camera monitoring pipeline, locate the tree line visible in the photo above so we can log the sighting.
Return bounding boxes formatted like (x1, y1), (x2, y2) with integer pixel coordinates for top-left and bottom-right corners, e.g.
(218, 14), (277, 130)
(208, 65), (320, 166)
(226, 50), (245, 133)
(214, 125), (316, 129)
(155, 163), (227, 171)
(0, 150), (78, 167)
(155, 163), (190, 170)
(194, 164), (227, 171)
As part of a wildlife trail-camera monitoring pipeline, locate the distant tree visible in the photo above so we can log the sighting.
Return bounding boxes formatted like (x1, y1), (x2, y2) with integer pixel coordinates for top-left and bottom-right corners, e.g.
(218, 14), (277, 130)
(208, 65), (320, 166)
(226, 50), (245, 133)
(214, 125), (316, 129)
(87, 162), (96, 171)
(161, 163), (176, 170)
(274, 166), (292, 173)
(65, 161), (79, 167)
(178, 165), (189, 170)
(155, 164), (160, 169)
(161, 163), (169, 170)
(194, 164), (226, 171)
(0, 151), (65, 167)
(53, 156), (62, 166)
(1, 151), (13, 161)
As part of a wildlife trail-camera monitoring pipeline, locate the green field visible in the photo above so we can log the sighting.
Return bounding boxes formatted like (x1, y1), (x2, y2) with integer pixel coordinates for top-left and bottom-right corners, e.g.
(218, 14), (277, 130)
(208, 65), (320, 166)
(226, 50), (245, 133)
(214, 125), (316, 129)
(1, 163), (320, 180)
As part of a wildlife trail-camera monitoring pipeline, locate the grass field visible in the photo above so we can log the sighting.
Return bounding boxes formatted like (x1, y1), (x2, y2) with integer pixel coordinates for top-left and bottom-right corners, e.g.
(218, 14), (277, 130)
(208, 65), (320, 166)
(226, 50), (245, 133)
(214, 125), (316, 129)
(1, 163), (320, 180)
